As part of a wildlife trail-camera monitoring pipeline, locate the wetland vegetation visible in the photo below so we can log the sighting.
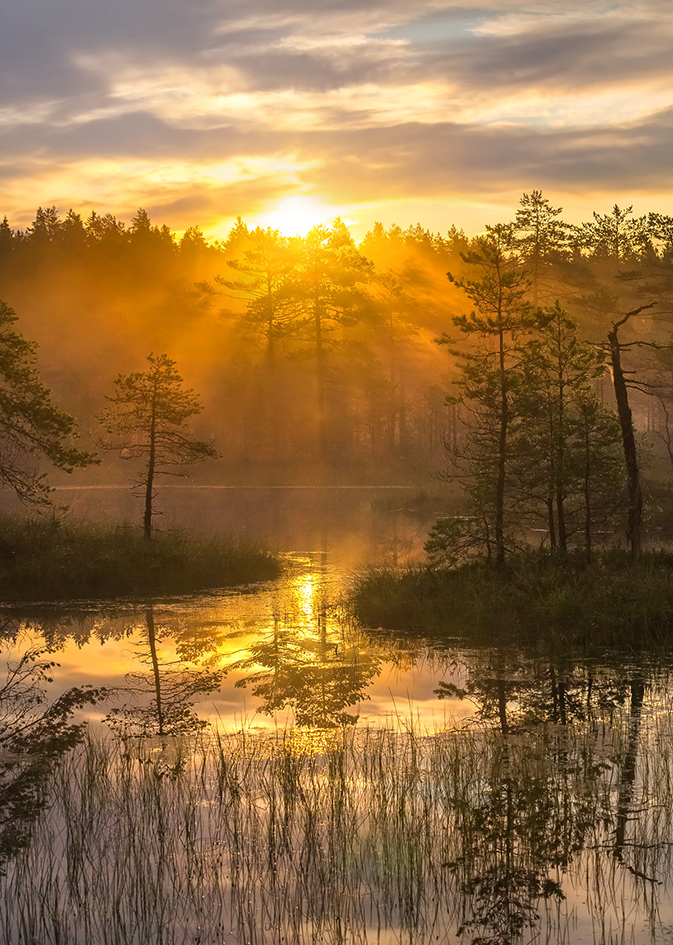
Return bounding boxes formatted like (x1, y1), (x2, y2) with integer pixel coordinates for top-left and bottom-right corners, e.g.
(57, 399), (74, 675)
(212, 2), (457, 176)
(1, 634), (673, 944)
(0, 516), (281, 601)
(1, 553), (673, 943)
(351, 550), (673, 649)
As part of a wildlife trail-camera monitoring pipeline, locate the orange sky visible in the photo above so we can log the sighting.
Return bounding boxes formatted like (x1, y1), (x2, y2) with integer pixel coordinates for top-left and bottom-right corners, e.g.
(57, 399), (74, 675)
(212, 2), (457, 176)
(2, 1), (673, 238)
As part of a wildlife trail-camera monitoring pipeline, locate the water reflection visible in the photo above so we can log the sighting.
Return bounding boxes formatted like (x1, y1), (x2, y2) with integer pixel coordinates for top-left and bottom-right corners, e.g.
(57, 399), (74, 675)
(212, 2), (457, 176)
(229, 565), (381, 727)
(2, 699), (673, 943)
(106, 606), (223, 737)
(2, 555), (673, 941)
(434, 650), (638, 732)
(0, 622), (106, 874)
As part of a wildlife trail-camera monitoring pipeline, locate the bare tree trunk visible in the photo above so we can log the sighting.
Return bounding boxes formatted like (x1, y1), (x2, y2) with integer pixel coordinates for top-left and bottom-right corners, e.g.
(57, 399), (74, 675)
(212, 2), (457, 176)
(608, 324), (642, 561)
(547, 495), (557, 551)
(497, 675), (508, 735)
(614, 676), (644, 862)
(606, 304), (656, 561)
(496, 327), (508, 567)
(398, 374), (407, 455)
(315, 301), (326, 464)
(555, 372), (567, 551)
(584, 427), (592, 562)
(547, 402), (557, 551)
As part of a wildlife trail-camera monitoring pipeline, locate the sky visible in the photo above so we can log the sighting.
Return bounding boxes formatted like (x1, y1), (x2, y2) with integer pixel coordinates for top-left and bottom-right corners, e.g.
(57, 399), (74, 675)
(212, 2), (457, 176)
(2, 0), (672, 239)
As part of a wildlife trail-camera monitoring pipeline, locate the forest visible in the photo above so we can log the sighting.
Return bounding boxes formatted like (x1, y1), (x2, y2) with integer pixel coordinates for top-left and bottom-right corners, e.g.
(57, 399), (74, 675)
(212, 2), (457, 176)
(0, 192), (673, 563)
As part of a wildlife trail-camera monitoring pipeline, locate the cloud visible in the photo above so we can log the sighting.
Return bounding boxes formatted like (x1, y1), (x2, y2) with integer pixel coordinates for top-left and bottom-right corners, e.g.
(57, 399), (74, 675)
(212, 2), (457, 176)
(0, 0), (671, 233)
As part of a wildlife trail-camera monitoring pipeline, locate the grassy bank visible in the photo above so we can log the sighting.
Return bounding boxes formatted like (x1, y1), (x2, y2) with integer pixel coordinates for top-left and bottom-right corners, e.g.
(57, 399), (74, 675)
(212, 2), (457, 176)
(0, 516), (281, 600)
(351, 551), (673, 648)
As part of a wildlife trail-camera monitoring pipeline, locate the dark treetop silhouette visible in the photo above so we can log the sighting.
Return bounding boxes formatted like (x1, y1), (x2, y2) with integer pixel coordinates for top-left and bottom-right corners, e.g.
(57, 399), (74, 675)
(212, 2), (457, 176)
(98, 353), (218, 539)
(0, 299), (97, 509)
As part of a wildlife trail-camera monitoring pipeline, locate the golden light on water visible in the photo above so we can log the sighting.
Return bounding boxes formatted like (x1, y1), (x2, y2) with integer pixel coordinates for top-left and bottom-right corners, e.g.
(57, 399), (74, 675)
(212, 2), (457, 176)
(294, 570), (321, 622)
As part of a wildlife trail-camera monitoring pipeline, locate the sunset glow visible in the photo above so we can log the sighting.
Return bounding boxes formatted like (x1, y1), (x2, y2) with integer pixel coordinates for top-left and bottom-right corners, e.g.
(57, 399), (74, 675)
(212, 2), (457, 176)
(260, 196), (338, 237)
(4, 5), (673, 943)
(1, 1), (671, 235)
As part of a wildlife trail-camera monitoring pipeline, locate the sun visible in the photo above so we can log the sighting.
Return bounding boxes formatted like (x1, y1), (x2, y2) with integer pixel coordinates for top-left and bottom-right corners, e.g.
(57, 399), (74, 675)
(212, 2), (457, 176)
(260, 195), (335, 237)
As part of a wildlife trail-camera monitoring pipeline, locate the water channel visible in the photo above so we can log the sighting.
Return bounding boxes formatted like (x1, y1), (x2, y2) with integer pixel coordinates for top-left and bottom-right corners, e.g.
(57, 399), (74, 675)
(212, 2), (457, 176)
(2, 492), (673, 943)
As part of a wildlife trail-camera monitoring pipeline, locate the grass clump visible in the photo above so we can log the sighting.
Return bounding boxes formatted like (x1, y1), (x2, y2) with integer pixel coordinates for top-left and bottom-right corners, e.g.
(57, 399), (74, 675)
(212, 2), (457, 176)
(351, 550), (673, 648)
(0, 515), (281, 601)
(2, 710), (672, 944)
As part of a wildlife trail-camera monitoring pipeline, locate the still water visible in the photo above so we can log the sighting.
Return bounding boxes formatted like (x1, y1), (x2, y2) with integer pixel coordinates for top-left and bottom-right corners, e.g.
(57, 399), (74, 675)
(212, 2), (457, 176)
(2, 510), (673, 944)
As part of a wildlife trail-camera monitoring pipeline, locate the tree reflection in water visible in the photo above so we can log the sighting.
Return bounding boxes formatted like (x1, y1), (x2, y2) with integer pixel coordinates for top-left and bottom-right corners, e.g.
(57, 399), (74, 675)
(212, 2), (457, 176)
(230, 573), (381, 726)
(434, 651), (661, 943)
(106, 606), (223, 737)
(0, 619), (106, 874)
(3, 584), (673, 942)
(104, 559), (384, 732)
(2, 685), (672, 944)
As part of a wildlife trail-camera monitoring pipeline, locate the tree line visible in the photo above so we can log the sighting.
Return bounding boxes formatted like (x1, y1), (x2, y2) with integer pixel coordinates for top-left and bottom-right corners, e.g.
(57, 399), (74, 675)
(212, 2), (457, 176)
(0, 192), (672, 556)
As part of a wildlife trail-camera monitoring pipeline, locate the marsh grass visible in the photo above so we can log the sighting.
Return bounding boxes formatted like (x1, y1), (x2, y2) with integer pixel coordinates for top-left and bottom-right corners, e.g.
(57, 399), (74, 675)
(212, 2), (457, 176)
(351, 552), (673, 648)
(0, 516), (281, 601)
(2, 707), (673, 944)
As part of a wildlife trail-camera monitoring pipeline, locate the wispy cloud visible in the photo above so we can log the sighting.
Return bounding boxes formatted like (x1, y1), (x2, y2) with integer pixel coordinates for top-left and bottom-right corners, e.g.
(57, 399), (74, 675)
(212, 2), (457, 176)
(1, 0), (672, 233)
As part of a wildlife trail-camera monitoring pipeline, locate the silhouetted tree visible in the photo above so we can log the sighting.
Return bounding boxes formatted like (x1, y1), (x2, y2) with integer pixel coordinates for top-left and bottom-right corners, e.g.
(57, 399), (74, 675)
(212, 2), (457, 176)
(0, 218), (13, 257)
(288, 220), (372, 461)
(648, 212), (673, 259)
(439, 226), (537, 566)
(98, 353), (218, 539)
(366, 271), (421, 454)
(513, 190), (571, 304)
(179, 225), (208, 257)
(27, 206), (62, 245)
(0, 300), (97, 509)
(573, 391), (625, 558)
(85, 210), (127, 247)
(579, 205), (648, 263)
(211, 226), (295, 361)
(514, 302), (621, 552)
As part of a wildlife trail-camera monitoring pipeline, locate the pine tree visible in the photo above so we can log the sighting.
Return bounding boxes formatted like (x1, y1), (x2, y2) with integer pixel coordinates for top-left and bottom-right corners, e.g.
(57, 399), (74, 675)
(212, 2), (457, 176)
(513, 302), (621, 553)
(440, 225), (537, 566)
(579, 205), (648, 263)
(213, 226), (295, 362)
(98, 354), (218, 539)
(0, 300), (97, 507)
(512, 190), (571, 304)
(288, 220), (372, 462)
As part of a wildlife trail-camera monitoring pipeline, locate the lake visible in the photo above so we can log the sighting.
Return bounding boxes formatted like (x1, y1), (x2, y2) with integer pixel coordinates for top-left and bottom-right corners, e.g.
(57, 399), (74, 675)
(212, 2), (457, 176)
(2, 503), (673, 944)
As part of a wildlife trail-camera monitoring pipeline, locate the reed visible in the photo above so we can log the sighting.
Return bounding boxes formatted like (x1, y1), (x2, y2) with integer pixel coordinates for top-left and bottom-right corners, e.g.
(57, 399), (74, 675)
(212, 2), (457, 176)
(2, 704), (672, 944)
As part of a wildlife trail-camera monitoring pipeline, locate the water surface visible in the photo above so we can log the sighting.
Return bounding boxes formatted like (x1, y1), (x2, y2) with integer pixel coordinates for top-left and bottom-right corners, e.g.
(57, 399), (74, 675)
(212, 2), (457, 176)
(2, 516), (673, 944)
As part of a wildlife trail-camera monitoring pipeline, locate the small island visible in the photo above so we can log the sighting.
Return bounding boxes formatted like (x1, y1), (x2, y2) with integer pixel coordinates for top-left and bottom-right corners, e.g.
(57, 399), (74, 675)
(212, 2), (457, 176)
(0, 516), (280, 600)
